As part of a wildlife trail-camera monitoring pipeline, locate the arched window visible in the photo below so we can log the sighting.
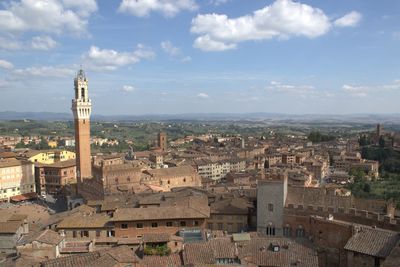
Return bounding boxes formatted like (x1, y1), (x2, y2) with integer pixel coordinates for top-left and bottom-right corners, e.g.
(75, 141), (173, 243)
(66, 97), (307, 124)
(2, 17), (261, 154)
(266, 222), (275, 236)
(283, 224), (292, 237)
(81, 88), (85, 99)
(296, 225), (305, 237)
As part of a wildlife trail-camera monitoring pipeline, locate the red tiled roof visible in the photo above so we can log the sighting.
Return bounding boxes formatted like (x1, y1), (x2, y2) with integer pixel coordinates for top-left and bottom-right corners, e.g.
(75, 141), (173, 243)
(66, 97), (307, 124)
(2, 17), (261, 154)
(10, 192), (37, 202)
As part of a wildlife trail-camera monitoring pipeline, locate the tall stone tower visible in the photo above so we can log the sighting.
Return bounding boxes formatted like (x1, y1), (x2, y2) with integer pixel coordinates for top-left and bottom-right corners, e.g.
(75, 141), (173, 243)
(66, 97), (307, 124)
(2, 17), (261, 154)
(158, 131), (167, 152)
(71, 69), (92, 182)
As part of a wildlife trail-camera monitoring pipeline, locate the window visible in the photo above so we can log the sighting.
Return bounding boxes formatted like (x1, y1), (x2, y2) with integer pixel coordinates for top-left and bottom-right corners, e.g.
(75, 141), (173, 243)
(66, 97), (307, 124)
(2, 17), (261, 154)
(208, 223), (213, 230)
(296, 226), (305, 238)
(166, 222), (173, 227)
(194, 221), (199, 226)
(136, 223), (143, 229)
(266, 226), (275, 236)
(268, 203), (274, 212)
(151, 222), (158, 228)
(183, 178), (186, 182)
(217, 223), (223, 230)
(283, 225), (292, 237)
(96, 230), (101, 237)
(82, 231), (89, 237)
(180, 221), (186, 227)
(121, 223), (128, 229)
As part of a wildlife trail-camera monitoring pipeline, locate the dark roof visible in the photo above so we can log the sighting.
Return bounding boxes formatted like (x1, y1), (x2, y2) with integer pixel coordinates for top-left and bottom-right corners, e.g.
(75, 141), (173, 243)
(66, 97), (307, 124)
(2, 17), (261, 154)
(382, 242), (400, 267)
(344, 227), (400, 258)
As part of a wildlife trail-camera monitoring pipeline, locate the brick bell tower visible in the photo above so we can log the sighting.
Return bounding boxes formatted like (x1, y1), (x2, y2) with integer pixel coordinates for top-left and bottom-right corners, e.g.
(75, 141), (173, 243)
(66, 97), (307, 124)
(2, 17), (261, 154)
(72, 69), (92, 183)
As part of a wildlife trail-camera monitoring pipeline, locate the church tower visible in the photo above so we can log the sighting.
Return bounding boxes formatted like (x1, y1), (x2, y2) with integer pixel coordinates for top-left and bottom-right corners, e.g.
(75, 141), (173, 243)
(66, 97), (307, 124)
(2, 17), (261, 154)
(71, 69), (92, 182)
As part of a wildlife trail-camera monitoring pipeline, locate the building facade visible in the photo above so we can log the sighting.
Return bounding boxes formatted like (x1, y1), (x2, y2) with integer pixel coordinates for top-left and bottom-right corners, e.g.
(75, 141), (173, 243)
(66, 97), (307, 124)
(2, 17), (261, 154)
(0, 159), (36, 202)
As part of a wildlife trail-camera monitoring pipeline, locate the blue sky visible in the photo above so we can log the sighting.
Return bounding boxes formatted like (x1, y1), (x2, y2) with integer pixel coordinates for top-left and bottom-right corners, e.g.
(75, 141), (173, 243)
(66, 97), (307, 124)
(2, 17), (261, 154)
(0, 0), (400, 115)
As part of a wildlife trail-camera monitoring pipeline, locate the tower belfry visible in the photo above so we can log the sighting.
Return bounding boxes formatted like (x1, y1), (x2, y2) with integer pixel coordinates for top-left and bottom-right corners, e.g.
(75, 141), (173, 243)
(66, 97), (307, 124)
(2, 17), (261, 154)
(71, 69), (92, 182)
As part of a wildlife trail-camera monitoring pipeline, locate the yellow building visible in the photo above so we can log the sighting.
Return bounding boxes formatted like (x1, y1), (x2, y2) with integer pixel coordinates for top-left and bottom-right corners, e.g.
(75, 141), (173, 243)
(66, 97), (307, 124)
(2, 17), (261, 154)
(19, 150), (76, 164)
(0, 159), (36, 202)
(47, 140), (58, 148)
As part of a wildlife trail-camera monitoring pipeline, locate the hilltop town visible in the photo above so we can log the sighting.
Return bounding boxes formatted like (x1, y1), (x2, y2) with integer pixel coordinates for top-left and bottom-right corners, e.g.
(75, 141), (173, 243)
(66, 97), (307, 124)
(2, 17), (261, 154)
(0, 70), (399, 267)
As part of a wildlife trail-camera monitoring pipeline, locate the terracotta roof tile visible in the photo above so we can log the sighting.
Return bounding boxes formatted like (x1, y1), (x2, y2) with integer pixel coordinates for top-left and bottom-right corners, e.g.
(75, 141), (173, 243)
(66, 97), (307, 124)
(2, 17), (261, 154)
(344, 227), (400, 258)
(138, 253), (182, 267)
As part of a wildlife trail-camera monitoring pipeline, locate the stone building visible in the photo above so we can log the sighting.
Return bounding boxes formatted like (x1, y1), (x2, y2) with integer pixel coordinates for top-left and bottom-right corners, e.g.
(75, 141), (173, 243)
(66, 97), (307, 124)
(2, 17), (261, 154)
(0, 158), (36, 202)
(207, 197), (251, 233)
(344, 227), (400, 267)
(111, 200), (209, 238)
(18, 149), (76, 164)
(0, 215), (29, 254)
(142, 165), (202, 191)
(35, 159), (76, 195)
(56, 211), (113, 239)
(16, 229), (65, 261)
(257, 171), (287, 236)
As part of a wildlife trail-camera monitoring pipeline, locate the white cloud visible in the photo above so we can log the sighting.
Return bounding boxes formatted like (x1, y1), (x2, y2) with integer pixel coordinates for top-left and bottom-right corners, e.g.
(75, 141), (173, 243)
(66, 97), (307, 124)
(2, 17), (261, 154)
(62, 0), (98, 17)
(197, 92), (209, 98)
(161, 41), (180, 56)
(267, 81), (317, 96)
(0, 0), (96, 35)
(334, 11), (362, 27)
(0, 59), (14, 70)
(83, 45), (155, 71)
(30, 36), (57, 50)
(193, 34), (237, 51)
(12, 66), (75, 77)
(342, 81), (400, 97)
(118, 0), (198, 17)
(121, 85), (135, 92)
(0, 35), (58, 50)
(0, 36), (23, 50)
(191, 0), (332, 51)
(209, 0), (229, 6)
(191, 0), (362, 52)
(181, 56), (192, 62)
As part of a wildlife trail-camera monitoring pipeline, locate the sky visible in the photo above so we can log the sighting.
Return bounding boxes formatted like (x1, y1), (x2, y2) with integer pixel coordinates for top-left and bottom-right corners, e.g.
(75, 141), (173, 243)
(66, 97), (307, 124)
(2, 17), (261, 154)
(0, 0), (400, 115)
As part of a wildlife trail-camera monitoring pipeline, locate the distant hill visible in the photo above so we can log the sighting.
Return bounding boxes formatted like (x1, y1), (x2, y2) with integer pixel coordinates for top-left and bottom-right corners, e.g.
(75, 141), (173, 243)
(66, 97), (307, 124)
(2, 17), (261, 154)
(0, 111), (399, 124)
